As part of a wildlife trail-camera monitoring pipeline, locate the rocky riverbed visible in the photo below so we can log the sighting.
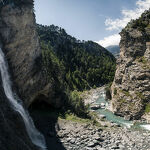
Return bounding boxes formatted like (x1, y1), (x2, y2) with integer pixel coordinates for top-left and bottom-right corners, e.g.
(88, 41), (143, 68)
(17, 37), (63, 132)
(81, 86), (106, 105)
(31, 86), (150, 150)
(55, 119), (150, 150)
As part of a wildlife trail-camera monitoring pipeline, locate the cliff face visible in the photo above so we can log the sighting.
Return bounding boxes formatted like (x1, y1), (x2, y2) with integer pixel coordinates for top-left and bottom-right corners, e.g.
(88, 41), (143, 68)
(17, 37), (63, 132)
(0, 2), (62, 108)
(0, 74), (40, 150)
(111, 10), (150, 120)
(0, 2), (46, 149)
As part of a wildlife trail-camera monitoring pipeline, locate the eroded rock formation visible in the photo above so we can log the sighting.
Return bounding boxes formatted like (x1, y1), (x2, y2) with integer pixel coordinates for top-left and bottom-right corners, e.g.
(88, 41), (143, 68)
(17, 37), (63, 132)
(111, 10), (150, 120)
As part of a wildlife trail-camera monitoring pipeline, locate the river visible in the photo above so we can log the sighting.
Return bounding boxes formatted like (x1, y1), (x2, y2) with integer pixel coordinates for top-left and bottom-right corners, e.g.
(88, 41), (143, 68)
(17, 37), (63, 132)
(93, 89), (150, 131)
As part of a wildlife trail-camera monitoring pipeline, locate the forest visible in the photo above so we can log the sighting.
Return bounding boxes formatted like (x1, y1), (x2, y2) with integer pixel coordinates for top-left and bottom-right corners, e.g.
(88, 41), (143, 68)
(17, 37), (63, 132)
(37, 24), (116, 91)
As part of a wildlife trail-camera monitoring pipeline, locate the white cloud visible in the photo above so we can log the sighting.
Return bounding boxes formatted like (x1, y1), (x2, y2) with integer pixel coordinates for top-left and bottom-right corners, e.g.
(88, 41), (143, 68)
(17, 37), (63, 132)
(97, 0), (150, 48)
(105, 0), (150, 31)
(96, 34), (121, 47)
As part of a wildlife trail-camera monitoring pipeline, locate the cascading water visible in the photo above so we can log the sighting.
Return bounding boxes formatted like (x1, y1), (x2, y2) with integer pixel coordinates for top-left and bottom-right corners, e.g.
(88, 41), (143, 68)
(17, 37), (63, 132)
(0, 48), (47, 150)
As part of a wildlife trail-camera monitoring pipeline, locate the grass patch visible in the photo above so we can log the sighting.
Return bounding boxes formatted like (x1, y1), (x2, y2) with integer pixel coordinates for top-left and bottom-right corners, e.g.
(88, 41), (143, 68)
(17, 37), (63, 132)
(122, 90), (130, 97)
(128, 103), (135, 111)
(67, 90), (89, 117)
(138, 56), (147, 64)
(145, 103), (150, 113)
(135, 92), (145, 100)
(105, 82), (112, 100)
(136, 56), (150, 69)
(146, 24), (150, 28)
(118, 99), (126, 106)
(63, 113), (90, 123)
(120, 89), (132, 98)
(60, 112), (101, 127)
(114, 88), (117, 95)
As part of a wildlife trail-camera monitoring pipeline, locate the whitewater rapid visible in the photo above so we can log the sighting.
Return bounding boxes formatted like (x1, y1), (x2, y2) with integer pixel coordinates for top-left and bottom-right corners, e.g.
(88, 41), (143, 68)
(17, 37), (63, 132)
(0, 48), (47, 149)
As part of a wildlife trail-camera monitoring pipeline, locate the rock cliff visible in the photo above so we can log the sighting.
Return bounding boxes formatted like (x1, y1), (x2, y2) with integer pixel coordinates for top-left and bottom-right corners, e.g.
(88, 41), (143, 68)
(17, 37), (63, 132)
(111, 10), (150, 120)
(0, 73), (40, 150)
(0, 1), (62, 108)
(0, 1), (46, 149)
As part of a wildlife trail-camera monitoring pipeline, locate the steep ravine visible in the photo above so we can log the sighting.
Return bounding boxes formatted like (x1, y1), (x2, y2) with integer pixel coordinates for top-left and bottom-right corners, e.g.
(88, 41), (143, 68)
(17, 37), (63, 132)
(111, 10), (150, 121)
(1, 1), (150, 150)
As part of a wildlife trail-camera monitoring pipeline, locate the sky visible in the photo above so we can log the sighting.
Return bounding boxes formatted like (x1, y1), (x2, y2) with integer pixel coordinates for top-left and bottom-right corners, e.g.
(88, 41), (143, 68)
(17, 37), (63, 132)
(34, 0), (150, 47)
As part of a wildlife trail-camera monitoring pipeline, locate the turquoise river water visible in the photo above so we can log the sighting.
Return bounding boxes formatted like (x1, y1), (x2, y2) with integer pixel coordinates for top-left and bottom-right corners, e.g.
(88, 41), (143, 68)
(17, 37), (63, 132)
(95, 90), (150, 131)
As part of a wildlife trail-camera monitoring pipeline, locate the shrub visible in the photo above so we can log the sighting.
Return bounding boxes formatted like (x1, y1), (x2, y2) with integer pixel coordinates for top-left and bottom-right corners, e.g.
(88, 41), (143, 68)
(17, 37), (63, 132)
(67, 90), (89, 117)
(105, 83), (112, 99)
(114, 88), (117, 95)
(145, 103), (150, 113)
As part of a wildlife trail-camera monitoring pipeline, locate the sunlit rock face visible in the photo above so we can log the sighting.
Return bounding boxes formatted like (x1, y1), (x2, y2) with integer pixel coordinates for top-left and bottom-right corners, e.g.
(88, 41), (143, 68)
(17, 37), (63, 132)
(111, 10), (150, 121)
(0, 1), (62, 108)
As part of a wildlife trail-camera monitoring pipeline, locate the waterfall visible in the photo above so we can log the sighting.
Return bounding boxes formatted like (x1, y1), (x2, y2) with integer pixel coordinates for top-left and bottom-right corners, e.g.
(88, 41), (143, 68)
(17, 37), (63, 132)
(0, 48), (47, 150)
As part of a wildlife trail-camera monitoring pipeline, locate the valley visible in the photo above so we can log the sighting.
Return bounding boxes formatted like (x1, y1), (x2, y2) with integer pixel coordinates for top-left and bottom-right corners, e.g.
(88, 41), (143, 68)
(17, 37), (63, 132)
(0, 0), (150, 150)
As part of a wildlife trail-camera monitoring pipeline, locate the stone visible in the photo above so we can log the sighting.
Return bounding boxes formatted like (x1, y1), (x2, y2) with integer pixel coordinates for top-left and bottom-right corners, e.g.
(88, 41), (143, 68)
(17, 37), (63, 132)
(111, 9), (150, 121)
(0, 2), (63, 108)
(99, 114), (106, 119)
(87, 142), (97, 147)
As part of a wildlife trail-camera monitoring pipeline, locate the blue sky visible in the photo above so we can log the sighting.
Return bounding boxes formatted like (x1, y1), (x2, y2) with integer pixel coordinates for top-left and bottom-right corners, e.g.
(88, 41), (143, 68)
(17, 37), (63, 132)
(34, 0), (150, 47)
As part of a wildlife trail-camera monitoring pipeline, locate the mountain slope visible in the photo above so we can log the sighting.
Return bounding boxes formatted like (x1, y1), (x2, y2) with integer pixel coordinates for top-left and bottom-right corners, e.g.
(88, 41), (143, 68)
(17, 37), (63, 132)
(37, 24), (116, 91)
(106, 45), (120, 57)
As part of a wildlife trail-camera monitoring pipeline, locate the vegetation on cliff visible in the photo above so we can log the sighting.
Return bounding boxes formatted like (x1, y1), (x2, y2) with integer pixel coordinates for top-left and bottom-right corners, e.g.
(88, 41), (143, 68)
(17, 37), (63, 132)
(111, 9), (150, 120)
(0, 0), (33, 7)
(38, 24), (116, 117)
(37, 24), (116, 91)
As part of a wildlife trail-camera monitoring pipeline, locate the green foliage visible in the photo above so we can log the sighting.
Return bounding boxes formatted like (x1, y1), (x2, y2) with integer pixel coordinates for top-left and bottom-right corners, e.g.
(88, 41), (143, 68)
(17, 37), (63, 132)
(125, 11), (150, 32)
(105, 83), (112, 99)
(67, 90), (88, 117)
(135, 92), (145, 100)
(62, 113), (90, 123)
(0, 0), (33, 7)
(37, 24), (116, 91)
(122, 90), (130, 97)
(93, 85), (96, 89)
(145, 103), (150, 113)
(136, 56), (150, 70)
(41, 42), (64, 83)
(37, 24), (116, 117)
(137, 56), (148, 64)
(114, 88), (117, 95)
(59, 112), (100, 126)
(118, 99), (126, 105)
(130, 17), (148, 31)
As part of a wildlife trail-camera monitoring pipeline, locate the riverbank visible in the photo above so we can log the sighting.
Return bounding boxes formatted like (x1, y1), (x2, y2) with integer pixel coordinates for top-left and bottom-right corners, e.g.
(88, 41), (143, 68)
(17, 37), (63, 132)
(30, 86), (150, 150)
(81, 86), (106, 105)
(56, 119), (150, 150)
(81, 86), (148, 129)
(30, 107), (150, 150)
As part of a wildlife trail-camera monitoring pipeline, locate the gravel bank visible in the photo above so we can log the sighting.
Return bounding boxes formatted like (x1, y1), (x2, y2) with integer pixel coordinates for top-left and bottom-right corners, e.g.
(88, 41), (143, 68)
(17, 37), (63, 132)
(55, 119), (150, 150)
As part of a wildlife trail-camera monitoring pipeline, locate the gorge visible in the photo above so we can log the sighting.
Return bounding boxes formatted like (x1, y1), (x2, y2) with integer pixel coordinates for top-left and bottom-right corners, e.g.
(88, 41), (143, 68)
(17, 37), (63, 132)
(0, 0), (150, 150)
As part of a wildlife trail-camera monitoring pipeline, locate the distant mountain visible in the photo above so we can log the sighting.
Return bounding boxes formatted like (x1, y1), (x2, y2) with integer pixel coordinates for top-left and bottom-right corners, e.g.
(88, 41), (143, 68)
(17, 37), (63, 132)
(106, 45), (120, 57)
